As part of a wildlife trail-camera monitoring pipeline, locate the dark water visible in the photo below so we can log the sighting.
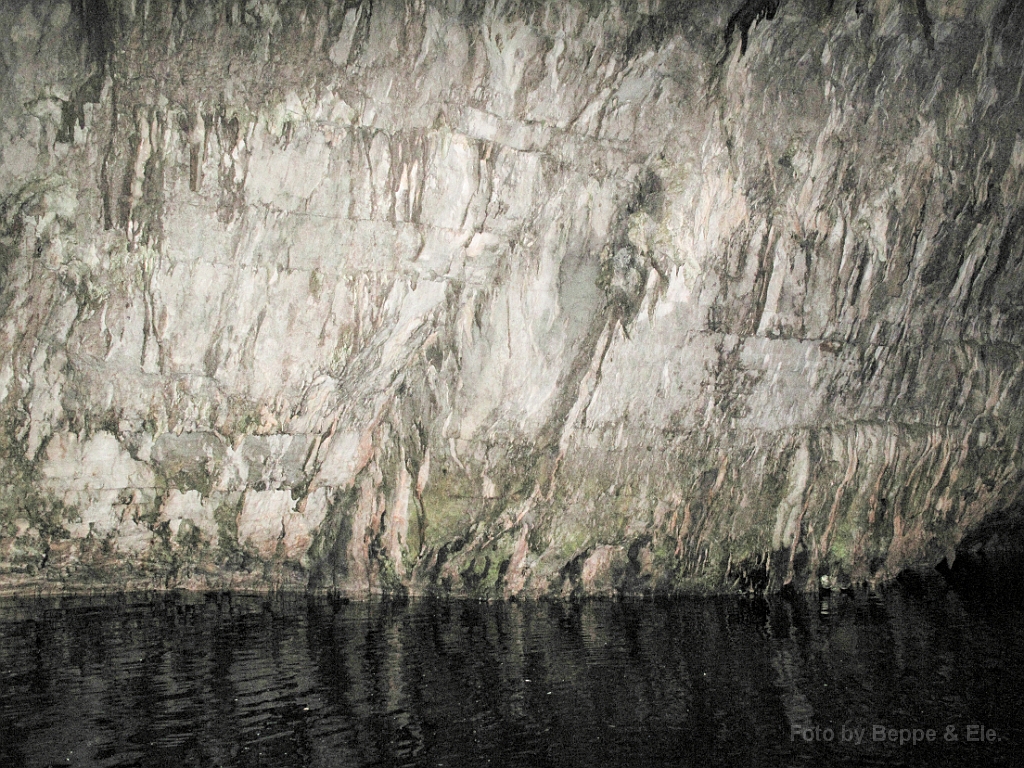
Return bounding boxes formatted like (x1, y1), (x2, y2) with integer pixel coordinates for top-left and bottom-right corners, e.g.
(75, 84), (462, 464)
(1, 570), (1022, 767)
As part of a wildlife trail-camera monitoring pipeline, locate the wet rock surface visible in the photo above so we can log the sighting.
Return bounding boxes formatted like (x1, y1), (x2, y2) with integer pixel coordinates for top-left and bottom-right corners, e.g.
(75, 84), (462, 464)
(1, 0), (1023, 597)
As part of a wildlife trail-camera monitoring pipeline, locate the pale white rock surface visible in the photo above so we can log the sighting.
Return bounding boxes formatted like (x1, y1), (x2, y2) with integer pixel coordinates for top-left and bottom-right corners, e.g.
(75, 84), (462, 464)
(158, 489), (220, 550)
(237, 489), (295, 559)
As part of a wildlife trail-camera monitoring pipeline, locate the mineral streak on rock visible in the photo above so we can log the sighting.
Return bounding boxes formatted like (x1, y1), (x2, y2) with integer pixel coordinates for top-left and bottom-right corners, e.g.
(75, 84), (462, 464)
(1, 0), (1023, 598)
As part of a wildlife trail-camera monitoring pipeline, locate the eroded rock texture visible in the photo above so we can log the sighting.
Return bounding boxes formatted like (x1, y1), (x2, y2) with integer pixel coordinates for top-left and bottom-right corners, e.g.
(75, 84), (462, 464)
(2, 0), (1023, 596)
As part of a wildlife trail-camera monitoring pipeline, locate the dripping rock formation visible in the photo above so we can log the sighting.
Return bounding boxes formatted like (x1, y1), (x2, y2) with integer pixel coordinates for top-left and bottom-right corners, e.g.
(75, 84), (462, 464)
(2, 0), (1024, 597)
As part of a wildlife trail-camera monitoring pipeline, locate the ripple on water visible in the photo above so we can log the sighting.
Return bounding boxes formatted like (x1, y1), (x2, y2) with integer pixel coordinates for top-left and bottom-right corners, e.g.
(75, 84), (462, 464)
(0, 574), (1022, 767)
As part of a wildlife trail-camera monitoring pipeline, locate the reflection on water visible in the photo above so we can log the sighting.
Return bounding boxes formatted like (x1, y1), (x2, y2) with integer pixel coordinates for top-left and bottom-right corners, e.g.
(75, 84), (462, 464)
(0, 569), (1021, 767)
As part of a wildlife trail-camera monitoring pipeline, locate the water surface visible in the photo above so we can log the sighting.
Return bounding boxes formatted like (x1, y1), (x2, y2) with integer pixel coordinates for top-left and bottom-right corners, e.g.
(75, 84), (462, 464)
(1, 568), (1021, 767)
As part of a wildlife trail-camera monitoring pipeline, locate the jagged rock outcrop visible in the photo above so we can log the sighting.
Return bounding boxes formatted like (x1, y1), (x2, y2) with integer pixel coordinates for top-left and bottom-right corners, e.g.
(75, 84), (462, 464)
(2, 0), (1023, 597)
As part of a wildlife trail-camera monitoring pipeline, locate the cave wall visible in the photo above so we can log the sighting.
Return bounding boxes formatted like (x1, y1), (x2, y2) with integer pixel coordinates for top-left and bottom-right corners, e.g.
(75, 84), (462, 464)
(1, 0), (1023, 596)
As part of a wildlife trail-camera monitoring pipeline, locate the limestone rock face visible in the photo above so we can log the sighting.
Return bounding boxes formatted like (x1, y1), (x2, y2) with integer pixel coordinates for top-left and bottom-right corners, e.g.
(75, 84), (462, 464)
(2, 0), (1023, 596)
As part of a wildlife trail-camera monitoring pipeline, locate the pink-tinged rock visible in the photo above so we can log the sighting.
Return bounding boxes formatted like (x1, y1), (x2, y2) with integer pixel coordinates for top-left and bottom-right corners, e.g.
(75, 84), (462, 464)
(503, 526), (531, 594)
(315, 429), (375, 490)
(282, 488), (329, 561)
(237, 490), (294, 558)
(581, 545), (625, 596)
(383, 460), (411, 574)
